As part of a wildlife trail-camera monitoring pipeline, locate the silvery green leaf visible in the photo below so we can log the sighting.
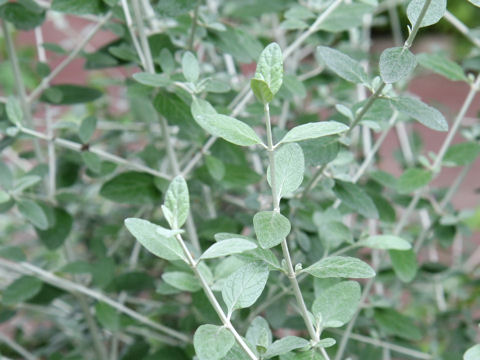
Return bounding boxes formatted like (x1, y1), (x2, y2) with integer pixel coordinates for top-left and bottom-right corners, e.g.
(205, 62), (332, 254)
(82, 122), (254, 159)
(252, 42), (283, 101)
(407, 0), (446, 28)
(158, 48), (174, 73)
(390, 97), (448, 131)
(78, 116), (97, 143)
(443, 142), (480, 166)
(360, 235), (411, 250)
(379, 47), (417, 83)
(222, 261), (269, 315)
(389, 249), (418, 283)
(303, 256), (376, 279)
(267, 143), (305, 200)
(278, 121), (348, 144)
(396, 168), (432, 194)
(14, 175), (42, 193)
(182, 51), (199, 83)
(0, 190), (10, 204)
(164, 176), (190, 229)
(191, 97), (218, 117)
(316, 46), (368, 84)
(312, 281), (361, 328)
(333, 180), (379, 219)
(264, 336), (310, 359)
(469, 0), (480, 6)
(124, 218), (186, 261)
(253, 211), (291, 249)
(417, 52), (468, 82)
(464, 344), (480, 360)
(132, 72), (172, 87)
(81, 152), (101, 173)
(200, 239), (257, 260)
(2, 275), (43, 305)
(246, 317), (272, 354)
(6, 96), (22, 125)
(316, 338), (336, 348)
(162, 271), (201, 292)
(194, 324), (235, 360)
(335, 104), (353, 119)
(251, 78), (274, 104)
(191, 98), (263, 146)
(17, 199), (49, 230)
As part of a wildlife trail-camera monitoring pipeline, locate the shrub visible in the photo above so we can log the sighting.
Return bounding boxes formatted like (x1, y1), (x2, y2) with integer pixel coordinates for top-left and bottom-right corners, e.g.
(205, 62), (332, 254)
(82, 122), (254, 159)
(1, 0), (480, 359)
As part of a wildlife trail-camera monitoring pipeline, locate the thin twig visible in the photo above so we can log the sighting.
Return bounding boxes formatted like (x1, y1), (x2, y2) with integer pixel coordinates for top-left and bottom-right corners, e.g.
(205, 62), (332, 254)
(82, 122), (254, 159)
(18, 126), (171, 180)
(27, 12), (113, 103)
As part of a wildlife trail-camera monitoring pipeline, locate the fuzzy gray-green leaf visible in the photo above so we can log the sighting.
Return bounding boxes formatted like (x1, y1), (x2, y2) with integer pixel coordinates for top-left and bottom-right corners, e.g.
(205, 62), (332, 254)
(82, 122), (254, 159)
(253, 43), (283, 99)
(267, 143), (305, 200)
(390, 96), (448, 132)
(312, 281), (361, 328)
(379, 47), (417, 83)
(316, 46), (368, 84)
(253, 211), (291, 249)
(124, 218), (185, 262)
(360, 235), (412, 250)
(200, 239), (257, 260)
(222, 261), (269, 315)
(264, 336), (310, 358)
(407, 0), (446, 28)
(278, 121), (348, 144)
(303, 256), (375, 279)
(194, 324), (235, 360)
(164, 176), (190, 229)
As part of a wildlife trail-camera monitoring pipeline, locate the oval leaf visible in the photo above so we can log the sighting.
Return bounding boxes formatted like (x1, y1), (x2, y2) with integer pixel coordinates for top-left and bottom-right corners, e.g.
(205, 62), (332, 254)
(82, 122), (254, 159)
(379, 47), (417, 84)
(200, 239), (257, 260)
(396, 168), (432, 194)
(312, 281), (361, 328)
(316, 46), (368, 84)
(389, 249), (418, 283)
(390, 96), (448, 132)
(267, 143), (305, 200)
(279, 121), (348, 144)
(361, 235), (411, 250)
(222, 261), (269, 315)
(407, 0), (446, 28)
(17, 199), (49, 230)
(194, 324), (235, 360)
(164, 176), (190, 229)
(253, 42), (283, 102)
(191, 99), (263, 146)
(303, 256), (375, 279)
(264, 336), (310, 359)
(124, 218), (186, 262)
(253, 211), (291, 249)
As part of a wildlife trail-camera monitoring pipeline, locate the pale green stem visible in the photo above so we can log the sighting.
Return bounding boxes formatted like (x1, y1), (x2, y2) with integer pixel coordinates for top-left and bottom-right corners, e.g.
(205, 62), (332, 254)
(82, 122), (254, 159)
(0, 258), (190, 343)
(62, 243), (109, 360)
(263, 104), (319, 343)
(27, 12), (113, 103)
(188, 1), (200, 51)
(444, 10), (480, 49)
(18, 126), (171, 179)
(131, 0), (201, 251)
(2, 20), (43, 161)
(174, 234), (259, 360)
(403, 0), (432, 49)
(346, 82), (386, 135)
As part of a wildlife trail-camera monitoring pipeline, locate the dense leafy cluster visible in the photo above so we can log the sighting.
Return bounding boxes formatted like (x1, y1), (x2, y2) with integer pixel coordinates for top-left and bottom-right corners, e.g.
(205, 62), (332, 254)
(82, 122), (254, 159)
(1, 0), (480, 360)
